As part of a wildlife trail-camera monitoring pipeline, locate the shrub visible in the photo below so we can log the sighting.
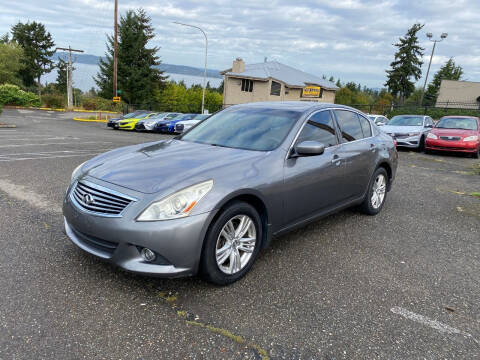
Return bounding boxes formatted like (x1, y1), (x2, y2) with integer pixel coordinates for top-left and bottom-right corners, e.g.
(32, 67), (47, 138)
(0, 83), (41, 107)
(41, 94), (65, 109)
(81, 97), (122, 112)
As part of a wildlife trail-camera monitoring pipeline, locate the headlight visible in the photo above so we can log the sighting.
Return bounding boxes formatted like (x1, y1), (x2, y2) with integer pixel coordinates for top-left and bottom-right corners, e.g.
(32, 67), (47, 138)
(71, 161), (86, 181)
(427, 133), (438, 139)
(144, 120), (155, 126)
(137, 180), (213, 221)
(463, 135), (478, 142)
(408, 132), (420, 136)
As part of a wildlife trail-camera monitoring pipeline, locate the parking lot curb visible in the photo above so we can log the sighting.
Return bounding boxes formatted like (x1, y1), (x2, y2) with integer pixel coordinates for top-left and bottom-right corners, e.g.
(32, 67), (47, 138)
(73, 117), (108, 123)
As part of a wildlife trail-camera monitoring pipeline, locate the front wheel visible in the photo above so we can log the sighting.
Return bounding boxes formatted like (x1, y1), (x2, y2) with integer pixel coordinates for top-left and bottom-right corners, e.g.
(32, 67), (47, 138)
(201, 201), (262, 285)
(360, 167), (388, 215)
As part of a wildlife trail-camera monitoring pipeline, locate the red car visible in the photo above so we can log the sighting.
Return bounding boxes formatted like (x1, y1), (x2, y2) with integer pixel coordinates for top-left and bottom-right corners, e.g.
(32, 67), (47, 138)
(425, 116), (480, 158)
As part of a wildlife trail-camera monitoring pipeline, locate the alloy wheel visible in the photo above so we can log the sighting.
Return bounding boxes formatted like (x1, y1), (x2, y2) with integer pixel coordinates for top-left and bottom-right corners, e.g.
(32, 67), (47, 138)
(371, 174), (386, 209)
(215, 215), (256, 275)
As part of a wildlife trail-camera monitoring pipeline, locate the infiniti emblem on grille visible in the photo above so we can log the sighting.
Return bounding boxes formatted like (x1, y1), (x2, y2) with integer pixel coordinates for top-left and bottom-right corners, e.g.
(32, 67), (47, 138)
(83, 193), (94, 205)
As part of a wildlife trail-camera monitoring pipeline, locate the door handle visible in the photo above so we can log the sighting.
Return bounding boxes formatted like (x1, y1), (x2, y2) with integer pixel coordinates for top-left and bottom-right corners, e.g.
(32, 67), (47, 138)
(331, 155), (342, 165)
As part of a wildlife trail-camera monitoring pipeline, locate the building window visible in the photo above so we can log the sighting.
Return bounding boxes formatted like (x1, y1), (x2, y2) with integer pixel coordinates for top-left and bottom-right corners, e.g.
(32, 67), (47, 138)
(270, 81), (281, 96)
(241, 79), (253, 92)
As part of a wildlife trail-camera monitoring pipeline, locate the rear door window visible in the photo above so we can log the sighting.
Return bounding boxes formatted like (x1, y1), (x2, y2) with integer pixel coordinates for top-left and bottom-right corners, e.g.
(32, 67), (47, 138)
(358, 115), (372, 137)
(334, 110), (364, 142)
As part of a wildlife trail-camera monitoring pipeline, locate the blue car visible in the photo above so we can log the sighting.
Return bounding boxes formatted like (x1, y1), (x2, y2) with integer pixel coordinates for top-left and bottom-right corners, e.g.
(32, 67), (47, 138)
(154, 113), (197, 133)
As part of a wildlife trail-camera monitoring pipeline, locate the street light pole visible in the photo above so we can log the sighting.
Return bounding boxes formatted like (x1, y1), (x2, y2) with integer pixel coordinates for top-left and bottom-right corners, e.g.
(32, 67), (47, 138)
(55, 46), (84, 110)
(420, 32), (447, 106)
(173, 21), (208, 114)
(113, 0), (118, 99)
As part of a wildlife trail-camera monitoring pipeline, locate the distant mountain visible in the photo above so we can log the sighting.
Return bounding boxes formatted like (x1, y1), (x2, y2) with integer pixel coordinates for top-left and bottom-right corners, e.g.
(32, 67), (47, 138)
(51, 53), (222, 78)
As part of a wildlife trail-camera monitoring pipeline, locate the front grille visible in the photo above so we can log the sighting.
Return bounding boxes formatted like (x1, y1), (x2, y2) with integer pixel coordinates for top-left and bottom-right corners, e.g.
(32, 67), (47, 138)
(71, 181), (134, 216)
(440, 136), (461, 141)
(136, 123), (145, 130)
(394, 134), (409, 139)
(71, 226), (118, 255)
(175, 124), (184, 131)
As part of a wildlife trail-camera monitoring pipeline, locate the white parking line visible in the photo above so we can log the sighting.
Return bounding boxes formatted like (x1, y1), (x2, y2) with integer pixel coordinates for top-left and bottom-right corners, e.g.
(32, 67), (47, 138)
(0, 148), (113, 157)
(0, 179), (61, 213)
(390, 307), (479, 345)
(0, 141), (110, 148)
(0, 152), (106, 162)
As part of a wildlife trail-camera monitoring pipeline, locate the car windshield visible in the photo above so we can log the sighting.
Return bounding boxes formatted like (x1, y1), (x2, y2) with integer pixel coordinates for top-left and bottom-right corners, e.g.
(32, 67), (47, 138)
(174, 114), (195, 121)
(368, 116), (376, 121)
(123, 112), (144, 119)
(436, 117), (478, 130)
(147, 113), (166, 119)
(136, 113), (154, 119)
(387, 116), (424, 126)
(180, 107), (302, 151)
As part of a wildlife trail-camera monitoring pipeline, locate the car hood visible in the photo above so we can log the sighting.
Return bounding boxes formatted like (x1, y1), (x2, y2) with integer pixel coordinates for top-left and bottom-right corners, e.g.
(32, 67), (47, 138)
(83, 140), (268, 194)
(381, 125), (424, 134)
(431, 128), (477, 137)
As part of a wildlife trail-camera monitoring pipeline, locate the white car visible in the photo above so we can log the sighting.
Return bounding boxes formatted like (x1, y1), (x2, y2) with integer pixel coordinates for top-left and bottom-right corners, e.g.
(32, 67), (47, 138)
(381, 115), (434, 150)
(175, 114), (210, 133)
(368, 114), (389, 126)
(136, 112), (182, 131)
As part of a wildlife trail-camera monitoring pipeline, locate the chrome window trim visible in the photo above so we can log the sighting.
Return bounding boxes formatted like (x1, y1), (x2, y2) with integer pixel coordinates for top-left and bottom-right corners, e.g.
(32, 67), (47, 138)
(332, 108), (375, 144)
(69, 180), (137, 218)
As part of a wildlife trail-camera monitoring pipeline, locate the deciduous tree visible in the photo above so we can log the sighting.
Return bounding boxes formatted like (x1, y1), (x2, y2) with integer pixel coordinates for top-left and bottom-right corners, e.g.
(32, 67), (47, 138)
(11, 21), (55, 96)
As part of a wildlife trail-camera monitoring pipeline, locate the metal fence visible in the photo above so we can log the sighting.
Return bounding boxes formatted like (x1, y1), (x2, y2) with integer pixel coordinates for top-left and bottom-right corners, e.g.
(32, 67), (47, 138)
(123, 101), (480, 119)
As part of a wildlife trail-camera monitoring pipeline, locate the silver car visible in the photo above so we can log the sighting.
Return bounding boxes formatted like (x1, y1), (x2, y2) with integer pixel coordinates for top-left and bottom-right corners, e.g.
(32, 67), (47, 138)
(381, 115), (434, 150)
(63, 102), (397, 285)
(174, 114), (210, 133)
(368, 114), (389, 126)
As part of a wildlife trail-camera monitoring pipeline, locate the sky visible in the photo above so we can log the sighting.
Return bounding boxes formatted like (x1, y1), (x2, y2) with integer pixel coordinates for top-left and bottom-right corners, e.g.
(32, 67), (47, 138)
(0, 0), (479, 89)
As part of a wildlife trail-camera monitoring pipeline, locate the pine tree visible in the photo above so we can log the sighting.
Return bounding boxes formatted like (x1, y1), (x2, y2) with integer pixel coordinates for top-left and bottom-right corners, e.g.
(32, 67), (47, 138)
(385, 23), (424, 103)
(335, 79), (341, 88)
(95, 8), (167, 105)
(11, 21), (55, 96)
(424, 58), (463, 105)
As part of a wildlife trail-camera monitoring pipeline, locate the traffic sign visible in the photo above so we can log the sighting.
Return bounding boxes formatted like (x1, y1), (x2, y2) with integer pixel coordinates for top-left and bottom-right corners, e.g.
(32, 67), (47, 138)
(113, 96), (121, 103)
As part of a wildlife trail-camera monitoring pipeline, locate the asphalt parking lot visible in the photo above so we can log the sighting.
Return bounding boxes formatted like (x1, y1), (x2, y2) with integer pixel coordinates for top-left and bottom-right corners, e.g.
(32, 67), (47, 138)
(1, 108), (479, 359)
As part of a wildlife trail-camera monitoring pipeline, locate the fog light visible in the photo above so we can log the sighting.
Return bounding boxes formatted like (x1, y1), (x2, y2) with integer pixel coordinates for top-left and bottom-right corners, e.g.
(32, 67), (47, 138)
(141, 248), (156, 262)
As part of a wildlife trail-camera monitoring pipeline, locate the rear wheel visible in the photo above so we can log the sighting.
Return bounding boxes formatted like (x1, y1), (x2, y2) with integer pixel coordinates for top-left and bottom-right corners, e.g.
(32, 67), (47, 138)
(360, 167), (388, 215)
(201, 201), (262, 285)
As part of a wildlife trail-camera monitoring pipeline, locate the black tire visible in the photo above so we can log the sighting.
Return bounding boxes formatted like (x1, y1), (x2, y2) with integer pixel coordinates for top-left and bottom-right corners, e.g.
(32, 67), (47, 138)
(473, 147), (479, 159)
(360, 167), (389, 215)
(418, 136), (425, 152)
(425, 149), (432, 155)
(200, 201), (262, 285)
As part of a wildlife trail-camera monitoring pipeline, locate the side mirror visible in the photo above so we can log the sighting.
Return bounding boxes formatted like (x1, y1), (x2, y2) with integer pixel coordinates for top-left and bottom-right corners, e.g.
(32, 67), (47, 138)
(294, 141), (325, 157)
(425, 124), (433, 128)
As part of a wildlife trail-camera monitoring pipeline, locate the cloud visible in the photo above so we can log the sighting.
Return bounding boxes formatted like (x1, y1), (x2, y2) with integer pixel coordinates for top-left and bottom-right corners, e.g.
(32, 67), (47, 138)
(0, 0), (478, 88)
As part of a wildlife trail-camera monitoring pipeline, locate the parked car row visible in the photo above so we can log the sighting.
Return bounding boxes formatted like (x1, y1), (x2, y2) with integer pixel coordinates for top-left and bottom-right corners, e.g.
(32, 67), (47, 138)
(107, 111), (210, 133)
(371, 114), (479, 158)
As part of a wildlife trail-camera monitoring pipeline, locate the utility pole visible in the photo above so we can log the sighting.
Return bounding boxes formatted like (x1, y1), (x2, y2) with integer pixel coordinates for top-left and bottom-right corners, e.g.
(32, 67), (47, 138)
(420, 32), (447, 106)
(113, 0), (118, 99)
(55, 46), (84, 110)
(173, 22), (208, 114)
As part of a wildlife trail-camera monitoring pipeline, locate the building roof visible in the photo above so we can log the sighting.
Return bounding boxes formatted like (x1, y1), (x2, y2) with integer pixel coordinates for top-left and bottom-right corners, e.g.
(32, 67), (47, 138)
(221, 61), (339, 90)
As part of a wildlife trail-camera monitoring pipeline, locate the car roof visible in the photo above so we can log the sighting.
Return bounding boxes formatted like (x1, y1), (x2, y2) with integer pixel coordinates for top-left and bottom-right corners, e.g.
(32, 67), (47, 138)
(227, 101), (355, 113)
(440, 115), (479, 119)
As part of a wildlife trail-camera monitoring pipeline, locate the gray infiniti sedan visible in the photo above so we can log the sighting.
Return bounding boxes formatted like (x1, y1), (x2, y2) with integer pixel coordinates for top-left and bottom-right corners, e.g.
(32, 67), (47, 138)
(63, 102), (397, 285)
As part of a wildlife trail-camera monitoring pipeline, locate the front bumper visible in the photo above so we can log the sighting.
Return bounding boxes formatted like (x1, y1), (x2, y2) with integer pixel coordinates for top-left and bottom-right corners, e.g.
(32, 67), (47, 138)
(392, 135), (421, 148)
(155, 124), (174, 133)
(63, 180), (215, 277)
(425, 139), (479, 153)
(118, 122), (136, 130)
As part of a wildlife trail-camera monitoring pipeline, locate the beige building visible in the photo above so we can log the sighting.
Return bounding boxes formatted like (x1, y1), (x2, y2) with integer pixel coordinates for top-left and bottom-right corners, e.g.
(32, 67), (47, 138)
(221, 59), (338, 106)
(436, 80), (480, 109)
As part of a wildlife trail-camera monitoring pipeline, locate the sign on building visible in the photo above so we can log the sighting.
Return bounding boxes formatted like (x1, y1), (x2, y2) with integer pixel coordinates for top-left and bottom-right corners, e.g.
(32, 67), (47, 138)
(302, 86), (322, 98)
